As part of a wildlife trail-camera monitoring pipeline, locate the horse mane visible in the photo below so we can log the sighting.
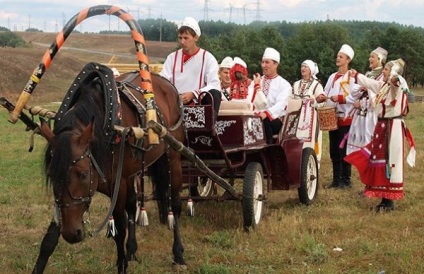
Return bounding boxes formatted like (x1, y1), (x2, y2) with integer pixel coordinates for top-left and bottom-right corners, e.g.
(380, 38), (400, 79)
(44, 78), (110, 188)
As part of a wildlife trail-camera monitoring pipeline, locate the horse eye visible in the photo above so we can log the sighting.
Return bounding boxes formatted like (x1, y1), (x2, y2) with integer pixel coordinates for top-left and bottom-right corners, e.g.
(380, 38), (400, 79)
(81, 172), (89, 180)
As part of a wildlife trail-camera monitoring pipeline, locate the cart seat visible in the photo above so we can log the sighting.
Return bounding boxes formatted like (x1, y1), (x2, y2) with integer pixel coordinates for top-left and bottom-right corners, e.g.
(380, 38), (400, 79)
(218, 101), (254, 116)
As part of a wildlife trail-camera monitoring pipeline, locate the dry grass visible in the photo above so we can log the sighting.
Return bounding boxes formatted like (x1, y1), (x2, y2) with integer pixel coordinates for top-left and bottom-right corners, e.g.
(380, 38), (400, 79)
(1, 99), (423, 273)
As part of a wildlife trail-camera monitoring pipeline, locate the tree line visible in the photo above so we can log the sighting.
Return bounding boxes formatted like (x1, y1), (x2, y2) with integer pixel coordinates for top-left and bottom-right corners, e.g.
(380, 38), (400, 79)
(134, 18), (424, 88)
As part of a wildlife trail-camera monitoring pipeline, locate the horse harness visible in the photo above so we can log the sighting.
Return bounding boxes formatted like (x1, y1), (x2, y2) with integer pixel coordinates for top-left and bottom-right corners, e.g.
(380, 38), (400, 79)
(53, 63), (183, 235)
(55, 147), (106, 209)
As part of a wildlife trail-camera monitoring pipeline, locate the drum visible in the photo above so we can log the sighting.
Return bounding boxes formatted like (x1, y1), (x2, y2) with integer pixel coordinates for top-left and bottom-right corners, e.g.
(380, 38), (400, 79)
(317, 106), (338, 131)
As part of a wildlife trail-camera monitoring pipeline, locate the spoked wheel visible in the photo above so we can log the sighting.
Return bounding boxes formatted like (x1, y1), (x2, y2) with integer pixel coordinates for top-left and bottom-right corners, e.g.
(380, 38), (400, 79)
(298, 148), (318, 205)
(189, 177), (215, 197)
(242, 162), (265, 231)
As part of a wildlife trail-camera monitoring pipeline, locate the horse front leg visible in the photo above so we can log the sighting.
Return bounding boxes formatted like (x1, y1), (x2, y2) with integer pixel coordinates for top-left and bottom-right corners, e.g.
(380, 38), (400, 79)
(32, 221), (60, 274)
(112, 209), (128, 274)
(125, 178), (138, 262)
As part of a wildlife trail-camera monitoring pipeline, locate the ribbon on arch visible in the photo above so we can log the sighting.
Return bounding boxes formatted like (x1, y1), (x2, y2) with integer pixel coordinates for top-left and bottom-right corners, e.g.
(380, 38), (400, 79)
(9, 5), (159, 144)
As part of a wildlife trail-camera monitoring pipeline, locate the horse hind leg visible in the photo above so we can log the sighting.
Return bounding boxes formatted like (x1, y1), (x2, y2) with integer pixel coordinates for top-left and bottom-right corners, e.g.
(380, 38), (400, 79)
(149, 154), (170, 224)
(171, 214), (187, 270)
(32, 221), (60, 274)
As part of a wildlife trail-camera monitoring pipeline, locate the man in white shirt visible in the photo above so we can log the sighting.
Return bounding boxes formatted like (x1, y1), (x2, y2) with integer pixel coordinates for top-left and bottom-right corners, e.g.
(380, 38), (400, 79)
(325, 44), (361, 189)
(250, 47), (292, 144)
(160, 17), (221, 122)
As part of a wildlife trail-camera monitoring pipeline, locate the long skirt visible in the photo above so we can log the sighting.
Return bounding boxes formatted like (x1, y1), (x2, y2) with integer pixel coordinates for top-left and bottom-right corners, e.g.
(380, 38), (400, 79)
(344, 118), (404, 200)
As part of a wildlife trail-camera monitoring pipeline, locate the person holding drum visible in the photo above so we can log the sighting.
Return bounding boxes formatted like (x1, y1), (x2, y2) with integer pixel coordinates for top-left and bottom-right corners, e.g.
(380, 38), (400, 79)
(292, 60), (326, 162)
(324, 44), (361, 189)
(160, 16), (221, 122)
(345, 59), (416, 211)
(248, 47), (292, 144)
(346, 47), (388, 156)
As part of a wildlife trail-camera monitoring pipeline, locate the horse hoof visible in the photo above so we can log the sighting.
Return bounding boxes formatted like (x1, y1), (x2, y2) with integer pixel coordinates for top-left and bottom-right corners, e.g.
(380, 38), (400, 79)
(172, 263), (187, 272)
(126, 254), (138, 262)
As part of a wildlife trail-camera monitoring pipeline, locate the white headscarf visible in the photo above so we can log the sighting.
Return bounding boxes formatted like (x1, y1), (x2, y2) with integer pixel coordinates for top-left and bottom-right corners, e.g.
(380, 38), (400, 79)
(233, 57), (247, 68)
(302, 60), (319, 79)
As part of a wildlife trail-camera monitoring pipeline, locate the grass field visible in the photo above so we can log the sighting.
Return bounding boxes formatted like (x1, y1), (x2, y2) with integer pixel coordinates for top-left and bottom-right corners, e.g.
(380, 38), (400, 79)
(0, 92), (423, 273)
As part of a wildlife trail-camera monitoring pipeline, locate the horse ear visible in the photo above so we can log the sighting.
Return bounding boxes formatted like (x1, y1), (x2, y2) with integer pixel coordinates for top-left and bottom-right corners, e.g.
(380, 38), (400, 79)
(79, 117), (95, 146)
(39, 117), (55, 143)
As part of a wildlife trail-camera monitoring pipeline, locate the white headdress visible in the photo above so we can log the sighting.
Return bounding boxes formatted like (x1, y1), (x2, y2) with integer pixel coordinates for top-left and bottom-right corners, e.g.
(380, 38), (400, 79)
(372, 47), (388, 65)
(220, 56), (234, 69)
(179, 17), (201, 37)
(233, 57), (247, 68)
(339, 44), (354, 60)
(302, 60), (319, 79)
(262, 47), (280, 63)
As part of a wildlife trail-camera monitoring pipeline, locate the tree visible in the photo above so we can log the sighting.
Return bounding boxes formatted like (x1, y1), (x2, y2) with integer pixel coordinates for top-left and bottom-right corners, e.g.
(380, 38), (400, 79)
(0, 31), (27, 48)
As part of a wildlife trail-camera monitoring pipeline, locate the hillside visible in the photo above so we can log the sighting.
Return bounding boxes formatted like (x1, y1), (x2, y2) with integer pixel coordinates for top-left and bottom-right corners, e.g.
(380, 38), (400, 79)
(0, 32), (177, 103)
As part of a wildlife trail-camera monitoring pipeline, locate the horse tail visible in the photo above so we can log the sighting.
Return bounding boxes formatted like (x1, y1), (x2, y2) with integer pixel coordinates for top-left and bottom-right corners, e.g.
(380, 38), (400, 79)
(43, 143), (53, 187)
(149, 154), (170, 224)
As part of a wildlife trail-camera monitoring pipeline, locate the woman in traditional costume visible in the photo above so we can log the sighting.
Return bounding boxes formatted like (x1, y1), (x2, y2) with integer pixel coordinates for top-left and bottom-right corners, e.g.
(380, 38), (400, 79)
(346, 47), (388, 155)
(292, 60), (326, 163)
(345, 59), (416, 211)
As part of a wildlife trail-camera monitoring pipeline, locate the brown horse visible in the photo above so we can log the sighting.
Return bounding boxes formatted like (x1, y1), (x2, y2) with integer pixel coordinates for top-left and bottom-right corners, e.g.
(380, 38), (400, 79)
(33, 63), (186, 273)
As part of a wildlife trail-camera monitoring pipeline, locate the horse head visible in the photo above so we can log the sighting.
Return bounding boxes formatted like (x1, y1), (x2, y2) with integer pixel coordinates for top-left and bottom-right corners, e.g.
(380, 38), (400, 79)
(39, 93), (103, 244)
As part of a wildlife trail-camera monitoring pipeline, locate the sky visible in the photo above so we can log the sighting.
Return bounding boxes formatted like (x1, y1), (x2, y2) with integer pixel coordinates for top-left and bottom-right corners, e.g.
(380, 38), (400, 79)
(1, 0), (423, 33)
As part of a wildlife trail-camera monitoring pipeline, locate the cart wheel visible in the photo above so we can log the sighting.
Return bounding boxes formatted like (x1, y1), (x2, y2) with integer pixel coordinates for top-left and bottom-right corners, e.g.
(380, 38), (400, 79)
(189, 177), (215, 197)
(298, 148), (318, 205)
(243, 162), (264, 231)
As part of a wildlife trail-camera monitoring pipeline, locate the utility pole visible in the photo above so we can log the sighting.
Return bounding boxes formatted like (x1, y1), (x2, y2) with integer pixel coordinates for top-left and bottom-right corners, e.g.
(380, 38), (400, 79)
(62, 12), (66, 29)
(255, 0), (262, 22)
(242, 4), (248, 25)
(226, 3), (253, 24)
(159, 12), (163, 43)
(203, 0), (211, 21)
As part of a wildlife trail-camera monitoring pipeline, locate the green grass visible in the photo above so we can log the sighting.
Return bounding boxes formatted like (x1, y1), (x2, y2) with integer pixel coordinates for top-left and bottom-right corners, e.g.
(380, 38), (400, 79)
(1, 92), (424, 273)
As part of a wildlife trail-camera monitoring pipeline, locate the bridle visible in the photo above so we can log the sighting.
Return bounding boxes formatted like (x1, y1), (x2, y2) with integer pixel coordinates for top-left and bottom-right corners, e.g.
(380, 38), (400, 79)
(54, 147), (106, 209)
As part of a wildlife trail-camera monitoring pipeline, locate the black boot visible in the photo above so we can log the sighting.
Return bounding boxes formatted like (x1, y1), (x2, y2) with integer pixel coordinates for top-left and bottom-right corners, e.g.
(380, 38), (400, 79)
(325, 161), (342, 189)
(375, 198), (394, 212)
(339, 161), (352, 189)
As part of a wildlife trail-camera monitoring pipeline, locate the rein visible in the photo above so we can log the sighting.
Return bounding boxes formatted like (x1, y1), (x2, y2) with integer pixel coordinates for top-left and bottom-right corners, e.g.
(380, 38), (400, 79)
(91, 127), (129, 236)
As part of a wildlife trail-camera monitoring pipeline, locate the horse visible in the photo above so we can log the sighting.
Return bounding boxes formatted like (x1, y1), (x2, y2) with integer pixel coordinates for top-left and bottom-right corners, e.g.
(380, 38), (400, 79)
(33, 63), (186, 273)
